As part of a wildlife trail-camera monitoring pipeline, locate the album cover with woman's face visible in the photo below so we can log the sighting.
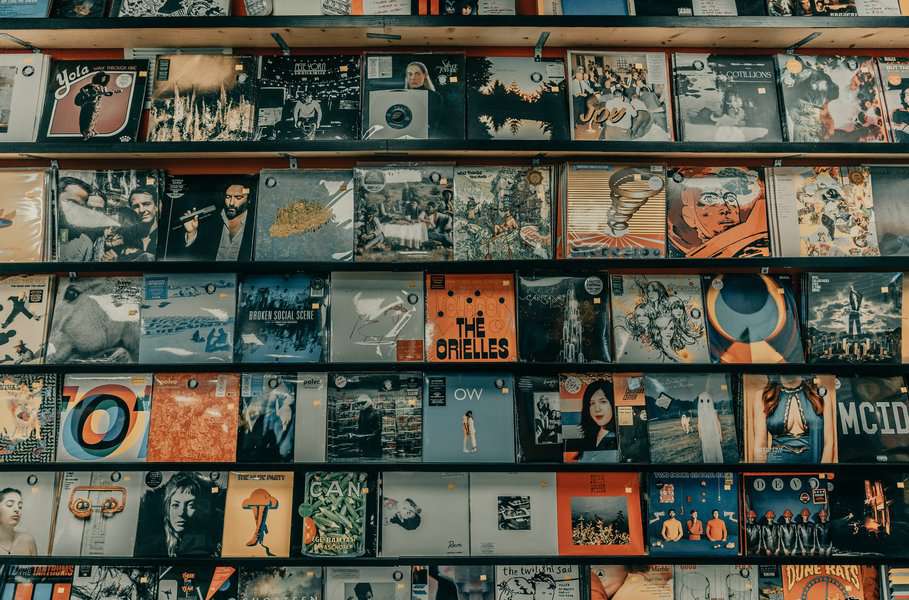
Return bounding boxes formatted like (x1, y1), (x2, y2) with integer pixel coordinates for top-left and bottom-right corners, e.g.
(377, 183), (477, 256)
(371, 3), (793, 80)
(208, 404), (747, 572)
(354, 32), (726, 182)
(556, 472), (644, 556)
(221, 471), (294, 558)
(239, 567), (322, 600)
(468, 472), (558, 556)
(559, 374), (618, 464)
(0, 472), (55, 555)
(380, 472), (469, 557)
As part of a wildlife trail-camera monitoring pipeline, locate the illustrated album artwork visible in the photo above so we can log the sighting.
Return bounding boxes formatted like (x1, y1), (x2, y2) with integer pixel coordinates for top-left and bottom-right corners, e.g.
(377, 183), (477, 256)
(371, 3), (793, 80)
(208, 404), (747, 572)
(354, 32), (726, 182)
(0, 373), (57, 462)
(301, 471), (372, 557)
(0, 274), (52, 365)
(222, 471), (294, 558)
(112, 0), (231, 16)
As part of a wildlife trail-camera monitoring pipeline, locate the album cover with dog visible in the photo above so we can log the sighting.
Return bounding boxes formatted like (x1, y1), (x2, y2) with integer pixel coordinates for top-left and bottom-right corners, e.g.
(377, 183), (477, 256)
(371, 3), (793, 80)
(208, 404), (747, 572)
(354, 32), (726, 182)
(71, 567), (157, 600)
(3, 565), (76, 600)
(112, 0), (230, 16)
(0, 275), (52, 365)
(301, 471), (373, 558)
(468, 472), (558, 555)
(495, 566), (580, 600)
(238, 374), (296, 463)
(515, 376), (563, 463)
(835, 376), (909, 463)
(0, 54), (50, 142)
(556, 472), (645, 556)
(158, 567), (238, 600)
(878, 57), (909, 143)
(0, 373), (57, 462)
(324, 568), (410, 600)
(0, 169), (52, 262)
(0, 472), (55, 554)
(222, 471), (294, 558)
(239, 567), (322, 600)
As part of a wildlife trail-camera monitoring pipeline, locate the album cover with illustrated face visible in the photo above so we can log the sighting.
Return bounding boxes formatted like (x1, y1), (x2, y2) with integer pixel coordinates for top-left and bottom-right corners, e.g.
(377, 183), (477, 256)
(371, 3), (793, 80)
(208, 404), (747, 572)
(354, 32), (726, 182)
(71, 567), (157, 600)
(515, 376), (562, 463)
(238, 374), (296, 463)
(0, 473), (55, 555)
(295, 373), (327, 463)
(239, 567), (322, 600)
(380, 472), (469, 557)
(3, 565), (76, 600)
(557, 472), (644, 556)
(559, 374), (618, 464)
(0, 275), (52, 365)
(672, 565), (757, 600)
(589, 565), (673, 600)
(301, 471), (372, 558)
(158, 567), (238, 600)
(0, 169), (51, 263)
(113, 0), (230, 15)
(0, 55), (50, 142)
(835, 376), (909, 463)
(222, 471), (294, 558)
(469, 472), (558, 555)
(0, 374), (57, 462)
(411, 566), (494, 600)
(495, 566), (579, 600)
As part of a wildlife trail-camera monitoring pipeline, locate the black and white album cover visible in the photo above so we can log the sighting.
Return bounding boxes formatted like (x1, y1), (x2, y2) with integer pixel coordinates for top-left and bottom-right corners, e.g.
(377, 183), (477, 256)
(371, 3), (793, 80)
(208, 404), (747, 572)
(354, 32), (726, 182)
(380, 472), (469, 557)
(673, 53), (783, 142)
(0, 54), (50, 142)
(362, 53), (466, 140)
(515, 376), (563, 463)
(836, 376), (909, 463)
(412, 567), (495, 600)
(112, 0), (230, 15)
(469, 472), (558, 555)
(257, 55), (360, 141)
(71, 567), (157, 600)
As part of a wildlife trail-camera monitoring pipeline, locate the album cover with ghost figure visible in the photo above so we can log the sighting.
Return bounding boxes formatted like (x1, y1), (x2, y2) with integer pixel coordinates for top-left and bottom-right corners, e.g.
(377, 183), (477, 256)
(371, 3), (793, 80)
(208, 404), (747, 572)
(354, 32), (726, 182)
(221, 471), (294, 558)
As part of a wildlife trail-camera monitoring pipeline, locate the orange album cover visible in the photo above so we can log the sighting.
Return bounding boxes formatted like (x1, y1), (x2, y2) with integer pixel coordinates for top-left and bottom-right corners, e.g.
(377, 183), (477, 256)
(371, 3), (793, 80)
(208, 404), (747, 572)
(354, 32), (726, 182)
(221, 471), (294, 558)
(778, 565), (878, 600)
(147, 373), (240, 462)
(555, 472), (645, 556)
(425, 273), (517, 363)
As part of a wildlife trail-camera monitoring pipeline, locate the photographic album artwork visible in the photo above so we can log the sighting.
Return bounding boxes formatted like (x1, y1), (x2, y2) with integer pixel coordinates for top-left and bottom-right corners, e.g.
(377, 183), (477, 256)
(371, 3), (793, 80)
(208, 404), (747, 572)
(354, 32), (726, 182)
(0, 54), (50, 143)
(139, 273), (237, 364)
(563, 164), (666, 259)
(515, 376), (563, 463)
(148, 55), (257, 142)
(805, 272), (902, 364)
(768, 0), (900, 13)
(468, 472), (558, 555)
(57, 373), (152, 463)
(133, 471), (227, 558)
(758, 564), (878, 600)
(38, 60), (148, 143)
(0, 169), (51, 262)
(158, 567), (238, 600)
(222, 471), (294, 558)
(702, 274), (805, 364)
(3, 565), (77, 600)
(567, 51), (673, 142)
(0, 472), (55, 554)
(113, 0), (230, 16)
(411, 566), (494, 600)
(466, 56), (569, 140)
(494, 566), (580, 600)
(45, 276), (142, 364)
(835, 376), (909, 463)
(295, 373), (328, 463)
(589, 565), (673, 600)
(646, 472), (739, 557)
(256, 55), (360, 141)
(301, 471), (371, 558)
(878, 57), (909, 143)
(239, 567), (322, 600)
(643, 373), (739, 464)
(146, 373), (240, 462)
(324, 568), (410, 600)
(776, 54), (887, 143)
(54, 169), (162, 263)
(329, 272), (424, 363)
(556, 472), (644, 556)
(559, 374), (618, 464)
(666, 166), (770, 258)
(871, 166), (909, 255)
(52, 471), (143, 556)
(0, 374), (57, 463)
(0, 275), (52, 365)
(612, 374), (650, 464)
(673, 565), (758, 600)
(361, 53), (466, 140)
(254, 169), (354, 262)
(70, 567), (157, 600)
(235, 274), (328, 363)
(672, 53), (783, 142)
(51, 0), (106, 15)
(452, 166), (552, 261)
(830, 473), (909, 557)
(238, 374), (296, 463)
(609, 274), (709, 363)
(354, 164), (454, 262)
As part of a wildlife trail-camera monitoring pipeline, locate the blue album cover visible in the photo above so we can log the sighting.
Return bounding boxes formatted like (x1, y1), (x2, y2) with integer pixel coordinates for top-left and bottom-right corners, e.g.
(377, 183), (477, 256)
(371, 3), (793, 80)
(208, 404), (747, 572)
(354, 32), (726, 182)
(139, 273), (237, 364)
(235, 274), (328, 363)
(422, 373), (516, 463)
(646, 472), (739, 557)
(238, 374), (296, 463)
(562, 0), (628, 13)
(0, 1), (51, 18)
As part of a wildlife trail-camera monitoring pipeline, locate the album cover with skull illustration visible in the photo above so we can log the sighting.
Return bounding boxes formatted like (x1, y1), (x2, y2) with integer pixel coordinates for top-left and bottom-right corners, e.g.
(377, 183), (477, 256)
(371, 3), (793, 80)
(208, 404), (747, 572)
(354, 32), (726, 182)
(0, 373), (57, 462)
(468, 472), (558, 556)
(158, 567), (238, 600)
(0, 472), (55, 554)
(0, 275), (53, 365)
(70, 566), (157, 600)
(222, 471), (294, 558)
(495, 566), (580, 600)
(112, 0), (230, 16)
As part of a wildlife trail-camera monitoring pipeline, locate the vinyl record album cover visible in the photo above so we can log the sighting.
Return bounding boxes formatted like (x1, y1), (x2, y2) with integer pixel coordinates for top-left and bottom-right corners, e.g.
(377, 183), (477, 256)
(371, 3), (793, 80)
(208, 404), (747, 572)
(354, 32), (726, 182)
(879, 57), (909, 143)
(769, 0), (899, 14)
(361, 53), (466, 140)
(324, 568), (410, 600)
(468, 472), (558, 555)
(354, 164), (454, 262)
(452, 166), (552, 260)
(148, 55), (256, 142)
(301, 471), (371, 558)
(742, 472), (834, 557)
(0, 54), (50, 142)
(329, 272), (424, 363)
(58, 373), (152, 463)
(3, 565), (75, 600)
(466, 56), (568, 140)
(633, 0), (765, 14)
(52, 471), (143, 556)
(254, 169), (354, 262)
(272, 0), (411, 13)
(71, 567), (157, 600)
(645, 472), (739, 557)
(518, 274), (610, 363)
(777, 54), (887, 143)
(666, 166), (770, 258)
(147, 373), (240, 462)
(566, 51), (673, 142)
(883, 566), (909, 600)
(835, 376), (909, 463)
(158, 567), (238, 600)
(238, 374), (296, 463)
(113, 0), (230, 15)
(589, 565), (673, 600)
(515, 376), (562, 463)
(46, 276), (142, 364)
(703, 274), (805, 364)
(425, 273), (517, 363)
(134, 471), (227, 557)
(51, 0), (106, 15)
(0, 373), (57, 462)
(805, 272), (901, 364)
(757, 564), (878, 600)
(556, 472), (644, 556)
(0, 473), (55, 554)
(559, 374), (618, 464)
(54, 169), (162, 262)
(0, 169), (51, 262)
(239, 567), (322, 600)
(436, 0), (515, 13)
(0, 275), (52, 365)
(326, 373), (422, 462)
(139, 274), (237, 364)
(830, 473), (909, 557)
(495, 566), (580, 600)
(222, 471), (293, 557)
(742, 374), (838, 464)
(256, 55), (360, 141)
(380, 472), (469, 556)
(295, 373), (327, 463)
(0, 0), (51, 16)
(422, 373), (515, 463)
(613, 374), (650, 464)
(412, 566), (494, 600)
(672, 565), (758, 600)
(870, 166), (909, 255)
(563, 164), (666, 259)
(672, 53), (783, 142)
(643, 373), (739, 464)
(609, 274), (710, 363)
(235, 274), (328, 363)
(162, 174), (257, 261)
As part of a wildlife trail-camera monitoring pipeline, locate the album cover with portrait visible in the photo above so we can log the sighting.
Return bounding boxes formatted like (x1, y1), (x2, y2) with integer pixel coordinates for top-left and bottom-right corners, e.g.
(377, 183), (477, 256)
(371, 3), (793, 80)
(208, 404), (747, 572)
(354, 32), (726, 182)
(468, 472), (558, 555)
(422, 373), (515, 463)
(0, 473), (55, 554)
(612, 373), (650, 464)
(0, 54), (50, 142)
(560, 374), (618, 464)
(52, 470), (143, 556)
(562, 163), (667, 259)
(466, 56), (568, 140)
(495, 566), (580, 600)
(256, 55), (360, 141)
(412, 566), (494, 600)
(757, 564), (879, 600)
(147, 373), (240, 462)
(133, 471), (228, 558)
(295, 373), (328, 463)
(46, 276), (142, 364)
(0, 275), (53, 365)
(380, 472), (469, 557)
(0, 373), (57, 462)
(361, 53), (466, 140)
(58, 373), (152, 463)
(254, 169), (355, 262)
(425, 273), (517, 363)
(51, 0), (106, 15)
(300, 471), (374, 558)
(112, 0), (230, 15)
(556, 472), (645, 556)
(870, 166), (909, 255)
(589, 565), (673, 600)
(158, 567), (238, 600)
(222, 471), (293, 558)
(515, 376), (563, 463)
(139, 273), (237, 364)
(3, 565), (76, 600)
(324, 568), (410, 600)
(835, 376), (909, 463)
(453, 166), (552, 261)
(609, 274), (710, 363)
(879, 57), (909, 143)
(672, 565), (758, 600)
(0, 169), (52, 262)
(38, 60), (148, 143)
(830, 473), (909, 557)
(239, 567), (322, 600)
(238, 374), (296, 463)
(148, 55), (256, 142)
